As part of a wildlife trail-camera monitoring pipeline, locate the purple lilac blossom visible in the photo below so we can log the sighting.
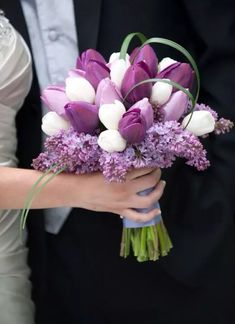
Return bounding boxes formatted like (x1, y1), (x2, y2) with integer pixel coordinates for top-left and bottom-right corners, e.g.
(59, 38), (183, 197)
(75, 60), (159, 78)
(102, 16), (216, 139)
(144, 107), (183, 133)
(33, 122), (210, 182)
(214, 118), (234, 135)
(33, 128), (102, 174)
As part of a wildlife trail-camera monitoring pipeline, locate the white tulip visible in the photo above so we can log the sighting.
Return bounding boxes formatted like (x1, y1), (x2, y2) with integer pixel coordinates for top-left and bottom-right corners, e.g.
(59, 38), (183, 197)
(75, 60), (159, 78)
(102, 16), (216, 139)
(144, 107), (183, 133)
(182, 111), (215, 136)
(98, 130), (127, 153)
(158, 57), (177, 72)
(65, 76), (95, 103)
(150, 80), (173, 106)
(41, 112), (70, 136)
(109, 52), (130, 64)
(110, 59), (131, 89)
(99, 100), (126, 130)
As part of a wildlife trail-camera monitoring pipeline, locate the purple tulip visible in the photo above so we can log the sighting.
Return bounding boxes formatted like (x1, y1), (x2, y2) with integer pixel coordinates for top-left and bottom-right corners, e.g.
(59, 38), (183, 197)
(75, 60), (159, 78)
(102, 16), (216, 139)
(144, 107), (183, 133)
(64, 101), (99, 134)
(161, 90), (189, 121)
(121, 63), (152, 105)
(118, 108), (147, 144)
(41, 86), (69, 117)
(130, 45), (158, 78)
(95, 78), (122, 106)
(130, 98), (154, 129)
(85, 60), (110, 89)
(76, 49), (107, 70)
(158, 62), (194, 90)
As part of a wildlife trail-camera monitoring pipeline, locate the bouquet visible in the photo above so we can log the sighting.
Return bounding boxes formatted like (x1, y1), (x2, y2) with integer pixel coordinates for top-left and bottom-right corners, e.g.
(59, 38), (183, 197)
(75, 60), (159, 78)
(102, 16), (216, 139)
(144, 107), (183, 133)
(21, 33), (233, 262)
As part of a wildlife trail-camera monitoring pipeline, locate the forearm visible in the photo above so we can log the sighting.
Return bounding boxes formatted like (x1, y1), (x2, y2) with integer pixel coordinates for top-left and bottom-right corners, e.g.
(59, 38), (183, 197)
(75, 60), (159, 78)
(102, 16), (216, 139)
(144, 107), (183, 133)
(0, 167), (79, 209)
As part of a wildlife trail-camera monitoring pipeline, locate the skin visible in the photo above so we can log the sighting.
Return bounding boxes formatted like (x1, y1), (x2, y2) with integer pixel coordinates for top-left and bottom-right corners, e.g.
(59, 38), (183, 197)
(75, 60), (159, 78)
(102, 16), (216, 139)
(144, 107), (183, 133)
(0, 167), (165, 222)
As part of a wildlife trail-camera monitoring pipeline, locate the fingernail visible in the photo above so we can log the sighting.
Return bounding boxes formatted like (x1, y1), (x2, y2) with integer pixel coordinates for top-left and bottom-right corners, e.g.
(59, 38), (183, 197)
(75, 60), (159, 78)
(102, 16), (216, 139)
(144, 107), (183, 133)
(162, 180), (166, 188)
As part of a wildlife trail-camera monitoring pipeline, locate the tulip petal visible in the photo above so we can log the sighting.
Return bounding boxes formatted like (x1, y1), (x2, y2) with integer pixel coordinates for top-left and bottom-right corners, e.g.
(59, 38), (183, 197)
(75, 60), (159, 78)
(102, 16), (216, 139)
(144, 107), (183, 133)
(85, 60), (110, 89)
(130, 45), (158, 78)
(130, 98), (154, 129)
(158, 62), (194, 90)
(182, 111), (215, 136)
(158, 57), (177, 73)
(65, 101), (99, 134)
(110, 59), (131, 89)
(76, 49), (107, 70)
(41, 111), (70, 136)
(118, 108), (147, 144)
(95, 78), (122, 106)
(162, 91), (189, 121)
(65, 77), (95, 103)
(99, 100), (126, 130)
(121, 63), (152, 105)
(150, 81), (173, 106)
(41, 86), (69, 116)
(98, 130), (127, 152)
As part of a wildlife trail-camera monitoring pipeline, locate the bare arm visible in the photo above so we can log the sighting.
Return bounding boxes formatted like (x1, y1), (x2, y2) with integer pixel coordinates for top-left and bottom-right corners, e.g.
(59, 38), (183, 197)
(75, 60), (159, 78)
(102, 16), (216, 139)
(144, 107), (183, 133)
(0, 167), (165, 222)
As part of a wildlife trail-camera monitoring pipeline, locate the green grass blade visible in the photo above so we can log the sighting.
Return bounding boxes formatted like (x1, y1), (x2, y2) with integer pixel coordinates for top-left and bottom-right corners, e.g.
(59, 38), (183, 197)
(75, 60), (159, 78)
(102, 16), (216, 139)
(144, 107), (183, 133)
(20, 166), (66, 234)
(20, 165), (59, 230)
(119, 32), (147, 60)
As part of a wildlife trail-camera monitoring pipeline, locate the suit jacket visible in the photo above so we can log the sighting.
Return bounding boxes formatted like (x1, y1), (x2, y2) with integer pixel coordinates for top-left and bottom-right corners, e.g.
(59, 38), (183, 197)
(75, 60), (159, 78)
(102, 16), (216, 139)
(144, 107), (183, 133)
(2, 0), (235, 314)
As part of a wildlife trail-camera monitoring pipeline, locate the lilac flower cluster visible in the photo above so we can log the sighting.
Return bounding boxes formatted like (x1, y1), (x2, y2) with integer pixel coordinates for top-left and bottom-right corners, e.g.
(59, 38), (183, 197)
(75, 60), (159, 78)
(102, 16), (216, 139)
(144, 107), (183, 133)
(214, 118), (234, 135)
(99, 121), (209, 181)
(33, 121), (210, 182)
(33, 128), (101, 174)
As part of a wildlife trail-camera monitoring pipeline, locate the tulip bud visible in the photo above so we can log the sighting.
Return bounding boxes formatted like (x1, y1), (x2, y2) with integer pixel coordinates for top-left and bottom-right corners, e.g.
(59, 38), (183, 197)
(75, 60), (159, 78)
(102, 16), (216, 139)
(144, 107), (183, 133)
(119, 108), (147, 144)
(76, 49), (106, 70)
(41, 86), (69, 117)
(85, 60), (110, 89)
(162, 90), (189, 121)
(99, 100), (126, 130)
(110, 58), (131, 89)
(158, 62), (194, 90)
(130, 45), (158, 78)
(158, 57), (177, 73)
(98, 130), (127, 152)
(130, 98), (153, 129)
(150, 80), (172, 106)
(95, 78), (122, 106)
(121, 63), (152, 104)
(182, 111), (215, 136)
(109, 52), (130, 64)
(41, 111), (70, 136)
(65, 101), (99, 134)
(65, 77), (95, 103)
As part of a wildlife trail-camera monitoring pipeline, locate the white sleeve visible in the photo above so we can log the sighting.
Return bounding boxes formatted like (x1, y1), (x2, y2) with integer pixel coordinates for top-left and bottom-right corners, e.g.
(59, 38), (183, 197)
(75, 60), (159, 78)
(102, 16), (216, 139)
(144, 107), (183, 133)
(0, 19), (32, 167)
(0, 17), (35, 324)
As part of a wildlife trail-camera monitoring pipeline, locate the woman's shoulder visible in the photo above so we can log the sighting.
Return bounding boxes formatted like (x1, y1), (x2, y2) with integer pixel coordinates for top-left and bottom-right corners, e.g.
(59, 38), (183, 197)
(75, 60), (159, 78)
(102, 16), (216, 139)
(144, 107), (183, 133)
(0, 10), (32, 110)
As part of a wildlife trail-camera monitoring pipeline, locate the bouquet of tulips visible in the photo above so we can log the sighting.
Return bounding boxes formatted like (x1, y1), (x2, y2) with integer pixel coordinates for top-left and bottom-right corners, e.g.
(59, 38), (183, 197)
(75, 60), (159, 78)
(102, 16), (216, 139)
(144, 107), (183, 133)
(21, 33), (233, 262)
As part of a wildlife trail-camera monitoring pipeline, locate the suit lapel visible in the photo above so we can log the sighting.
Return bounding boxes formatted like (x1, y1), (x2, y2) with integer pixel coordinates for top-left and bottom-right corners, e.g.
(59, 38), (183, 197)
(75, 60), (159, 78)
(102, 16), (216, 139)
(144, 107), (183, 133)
(73, 0), (102, 52)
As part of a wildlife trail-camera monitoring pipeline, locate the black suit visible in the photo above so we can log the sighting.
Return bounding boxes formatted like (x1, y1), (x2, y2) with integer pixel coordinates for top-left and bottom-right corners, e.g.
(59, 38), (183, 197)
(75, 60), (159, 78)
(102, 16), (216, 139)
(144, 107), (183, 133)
(2, 1), (235, 323)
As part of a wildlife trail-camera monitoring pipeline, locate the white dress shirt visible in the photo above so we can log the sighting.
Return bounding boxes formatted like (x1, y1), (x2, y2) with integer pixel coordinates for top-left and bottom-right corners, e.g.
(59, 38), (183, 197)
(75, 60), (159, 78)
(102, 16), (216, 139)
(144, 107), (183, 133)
(21, 0), (79, 234)
(0, 17), (34, 324)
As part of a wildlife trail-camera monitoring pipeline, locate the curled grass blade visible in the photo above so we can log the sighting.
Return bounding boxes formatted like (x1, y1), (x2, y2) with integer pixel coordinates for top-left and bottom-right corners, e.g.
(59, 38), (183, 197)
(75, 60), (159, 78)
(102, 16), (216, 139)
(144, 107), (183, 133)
(119, 32), (147, 60)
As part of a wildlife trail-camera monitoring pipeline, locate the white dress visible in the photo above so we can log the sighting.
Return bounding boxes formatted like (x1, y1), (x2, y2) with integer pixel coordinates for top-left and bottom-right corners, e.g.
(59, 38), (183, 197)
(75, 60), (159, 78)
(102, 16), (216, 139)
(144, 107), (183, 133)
(0, 15), (35, 323)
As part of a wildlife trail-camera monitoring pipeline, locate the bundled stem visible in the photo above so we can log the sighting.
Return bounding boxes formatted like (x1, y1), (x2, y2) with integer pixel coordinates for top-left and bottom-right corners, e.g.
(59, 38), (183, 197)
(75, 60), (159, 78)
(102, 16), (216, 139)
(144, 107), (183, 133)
(120, 220), (172, 262)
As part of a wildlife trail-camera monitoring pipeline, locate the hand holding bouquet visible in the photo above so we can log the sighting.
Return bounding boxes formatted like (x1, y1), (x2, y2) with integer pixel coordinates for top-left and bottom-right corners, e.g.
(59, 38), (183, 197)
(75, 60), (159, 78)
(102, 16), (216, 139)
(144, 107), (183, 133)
(21, 33), (233, 262)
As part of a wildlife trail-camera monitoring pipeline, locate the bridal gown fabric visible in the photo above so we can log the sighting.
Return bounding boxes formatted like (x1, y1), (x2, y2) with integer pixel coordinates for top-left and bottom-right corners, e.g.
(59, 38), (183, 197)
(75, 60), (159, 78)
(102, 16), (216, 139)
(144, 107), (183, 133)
(0, 19), (35, 323)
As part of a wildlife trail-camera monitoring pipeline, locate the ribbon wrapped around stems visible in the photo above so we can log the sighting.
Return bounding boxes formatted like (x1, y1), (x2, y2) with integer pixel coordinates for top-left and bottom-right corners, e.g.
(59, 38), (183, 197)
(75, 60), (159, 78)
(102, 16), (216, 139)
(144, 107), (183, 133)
(120, 187), (173, 262)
